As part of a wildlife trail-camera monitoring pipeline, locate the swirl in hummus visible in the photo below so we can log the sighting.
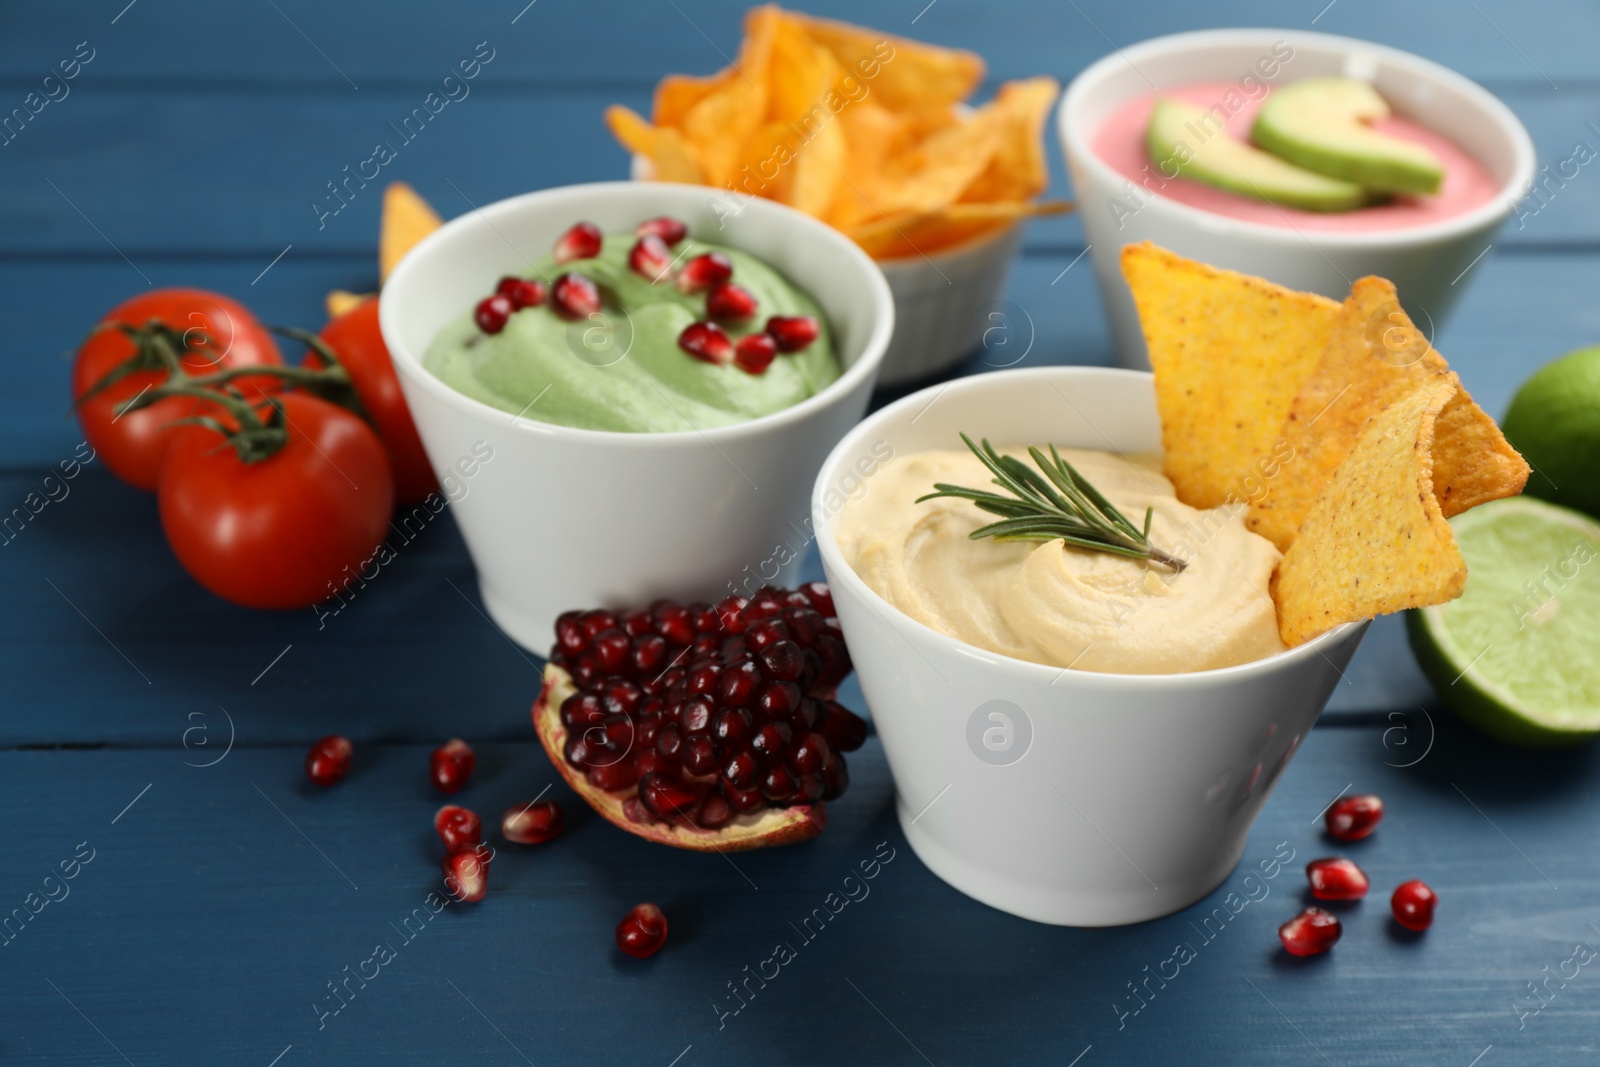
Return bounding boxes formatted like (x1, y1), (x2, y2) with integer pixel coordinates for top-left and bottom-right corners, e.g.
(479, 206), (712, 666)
(834, 446), (1287, 674)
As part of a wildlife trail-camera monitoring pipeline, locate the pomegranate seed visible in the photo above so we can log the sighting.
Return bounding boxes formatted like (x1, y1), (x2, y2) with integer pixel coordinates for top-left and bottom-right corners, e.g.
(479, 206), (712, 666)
(430, 739), (475, 794)
(766, 315), (819, 352)
(820, 702), (868, 752)
(552, 272), (602, 318)
(555, 611), (587, 655)
(734, 333), (777, 375)
(474, 294), (514, 334)
(707, 282), (758, 321)
(442, 846), (489, 903)
(304, 735), (352, 787)
(553, 221), (602, 263)
(502, 800), (564, 844)
(639, 772), (703, 819)
(678, 321), (733, 365)
(1391, 879), (1437, 931)
(635, 216), (687, 245)
(628, 234), (673, 282)
(434, 805), (482, 851)
(592, 628), (630, 672)
(1325, 794), (1384, 841)
(1279, 907), (1341, 957)
(799, 581), (834, 617)
(1306, 857), (1369, 901)
(676, 252), (733, 294)
(498, 276), (547, 310)
(616, 902), (667, 958)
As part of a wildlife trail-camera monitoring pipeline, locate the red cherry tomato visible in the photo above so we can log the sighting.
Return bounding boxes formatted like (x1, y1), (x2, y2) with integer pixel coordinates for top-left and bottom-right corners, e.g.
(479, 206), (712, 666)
(315, 299), (439, 504)
(71, 288), (282, 491)
(158, 393), (394, 609)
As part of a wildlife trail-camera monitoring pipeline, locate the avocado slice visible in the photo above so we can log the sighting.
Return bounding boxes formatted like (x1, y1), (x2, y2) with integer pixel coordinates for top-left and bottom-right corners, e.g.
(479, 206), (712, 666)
(1251, 77), (1443, 195)
(1146, 98), (1369, 213)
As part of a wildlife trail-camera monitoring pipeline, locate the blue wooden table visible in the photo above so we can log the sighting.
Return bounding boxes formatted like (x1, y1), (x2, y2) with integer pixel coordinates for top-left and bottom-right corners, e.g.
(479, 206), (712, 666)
(4, 2), (1596, 1063)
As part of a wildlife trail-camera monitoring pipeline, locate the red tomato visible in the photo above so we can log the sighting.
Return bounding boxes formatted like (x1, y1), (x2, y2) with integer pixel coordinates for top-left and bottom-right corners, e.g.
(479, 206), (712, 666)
(158, 394), (394, 610)
(72, 288), (283, 491)
(316, 298), (439, 504)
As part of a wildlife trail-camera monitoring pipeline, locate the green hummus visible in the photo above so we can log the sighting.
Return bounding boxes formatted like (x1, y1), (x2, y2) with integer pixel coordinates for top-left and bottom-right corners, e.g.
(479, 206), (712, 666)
(423, 235), (840, 432)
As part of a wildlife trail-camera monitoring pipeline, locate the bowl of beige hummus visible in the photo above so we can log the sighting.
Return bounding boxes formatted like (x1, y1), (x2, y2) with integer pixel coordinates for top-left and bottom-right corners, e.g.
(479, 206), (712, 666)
(811, 365), (1367, 926)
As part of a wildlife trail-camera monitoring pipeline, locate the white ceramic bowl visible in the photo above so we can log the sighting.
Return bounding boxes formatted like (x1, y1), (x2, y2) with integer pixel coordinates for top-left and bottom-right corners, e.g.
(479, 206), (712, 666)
(1058, 28), (1536, 369)
(812, 366), (1367, 926)
(873, 223), (1025, 386)
(381, 182), (893, 649)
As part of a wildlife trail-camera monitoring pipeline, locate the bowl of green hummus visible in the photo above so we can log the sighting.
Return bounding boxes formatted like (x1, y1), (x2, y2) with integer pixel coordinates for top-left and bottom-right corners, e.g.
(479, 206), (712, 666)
(380, 182), (893, 649)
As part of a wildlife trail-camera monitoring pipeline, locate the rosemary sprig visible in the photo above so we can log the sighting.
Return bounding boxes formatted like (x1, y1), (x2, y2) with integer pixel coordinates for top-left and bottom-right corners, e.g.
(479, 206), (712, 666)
(915, 434), (1187, 573)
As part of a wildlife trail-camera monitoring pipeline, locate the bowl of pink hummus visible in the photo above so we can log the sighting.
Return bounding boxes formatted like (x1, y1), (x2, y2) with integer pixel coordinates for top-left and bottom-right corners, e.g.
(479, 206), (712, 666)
(1058, 29), (1534, 368)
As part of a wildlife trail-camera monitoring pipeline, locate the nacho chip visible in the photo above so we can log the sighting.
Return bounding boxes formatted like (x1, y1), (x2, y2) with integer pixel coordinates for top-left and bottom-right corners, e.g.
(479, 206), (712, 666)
(1121, 242), (1341, 511)
(379, 182), (443, 282)
(961, 77), (1060, 204)
(1248, 276), (1526, 549)
(653, 71), (731, 128)
(680, 7), (781, 186)
(605, 105), (706, 184)
(785, 9), (983, 113)
(1272, 378), (1466, 646)
(1432, 392), (1532, 515)
(845, 200), (1069, 260)
(325, 290), (368, 320)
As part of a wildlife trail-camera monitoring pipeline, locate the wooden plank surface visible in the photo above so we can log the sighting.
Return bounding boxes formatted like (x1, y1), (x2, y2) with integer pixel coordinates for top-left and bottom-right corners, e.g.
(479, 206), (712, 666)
(3, 0), (1593, 1063)
(4, 726), (1595, 1065)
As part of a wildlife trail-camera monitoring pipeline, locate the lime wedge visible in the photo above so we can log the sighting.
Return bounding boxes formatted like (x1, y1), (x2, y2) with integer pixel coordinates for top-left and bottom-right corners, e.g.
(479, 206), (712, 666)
(1408, 496), (1600, 746)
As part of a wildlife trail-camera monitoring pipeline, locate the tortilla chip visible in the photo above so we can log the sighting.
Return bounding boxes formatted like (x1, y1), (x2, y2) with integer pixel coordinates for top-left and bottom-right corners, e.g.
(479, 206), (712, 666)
(379, 182), (443, 282)
(652, 71), (731, 128)
(680, 7), (780, 185)
(1432, 392), (1531, 515)
(785, 10), (983, 113)
(325, 290), (369, 320)
(605, 105), (706, 184)
(1248, 276), (1525, 549)
(1272, 378), (1466, 646)
(961, 77), (1060, 204)
(1120, 242), (1341, 511)
(845, 200), (1069, 259)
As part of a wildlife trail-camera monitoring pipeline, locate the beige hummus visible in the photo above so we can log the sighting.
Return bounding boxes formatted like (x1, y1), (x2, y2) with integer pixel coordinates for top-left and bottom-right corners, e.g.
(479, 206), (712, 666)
(834, 446), (1288, 674)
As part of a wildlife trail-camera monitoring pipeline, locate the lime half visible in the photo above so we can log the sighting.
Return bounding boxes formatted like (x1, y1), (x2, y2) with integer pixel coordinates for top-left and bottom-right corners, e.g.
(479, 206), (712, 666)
(1408, 496), (1600, 747)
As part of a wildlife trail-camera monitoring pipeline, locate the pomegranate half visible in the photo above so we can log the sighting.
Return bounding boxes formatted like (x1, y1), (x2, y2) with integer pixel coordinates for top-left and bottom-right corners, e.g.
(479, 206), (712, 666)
(531, 585), (867, 852)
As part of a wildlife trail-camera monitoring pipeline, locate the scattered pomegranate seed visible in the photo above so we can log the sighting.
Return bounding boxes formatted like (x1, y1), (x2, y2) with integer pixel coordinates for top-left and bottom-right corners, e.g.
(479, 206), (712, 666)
(430, 739), (475, 794)
(502, 800), (564, 844)
(1325, 793), (1384, 841)
(304, 735), (352, 787)
(441, 846), (489, 903)
(496, 276), (547, 309)
(628, 234), (673, 283)
(552, 272), (602, 318)
(1279, 907), (1341, 957)
(707, 282), (759, 321)
(1306, 857), (1369, 901)
(678, 321), (734, 365)
(1391, 879), (1437, 931)
(766, 315), (820, 353)
(734, 333), (777, 375)
(675, 252), (733, 294)
(636, 216), (688, 245)
(615, 902), (668, 958)
(434, 805), (482, 851)
(474, 294), (514, 335)
(553, 221), (602, 263)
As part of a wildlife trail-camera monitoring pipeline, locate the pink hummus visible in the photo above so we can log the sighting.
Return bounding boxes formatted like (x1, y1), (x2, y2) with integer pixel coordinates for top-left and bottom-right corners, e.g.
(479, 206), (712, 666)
(1092, 81), (1501, 232)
